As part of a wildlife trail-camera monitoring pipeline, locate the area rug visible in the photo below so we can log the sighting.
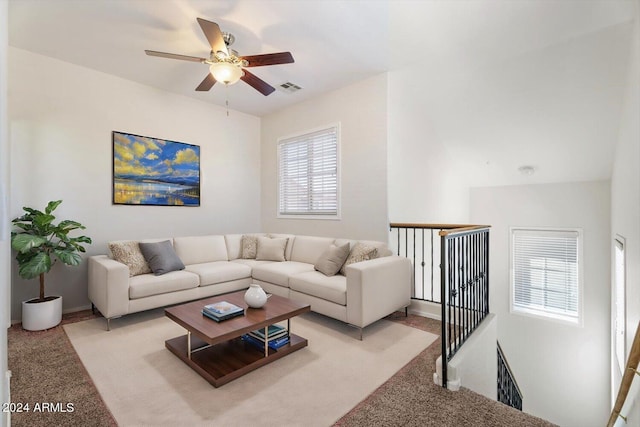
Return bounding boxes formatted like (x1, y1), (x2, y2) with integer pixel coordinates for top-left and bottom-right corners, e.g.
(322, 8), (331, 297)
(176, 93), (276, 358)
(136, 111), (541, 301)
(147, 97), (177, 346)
(64, 309), (437, 427)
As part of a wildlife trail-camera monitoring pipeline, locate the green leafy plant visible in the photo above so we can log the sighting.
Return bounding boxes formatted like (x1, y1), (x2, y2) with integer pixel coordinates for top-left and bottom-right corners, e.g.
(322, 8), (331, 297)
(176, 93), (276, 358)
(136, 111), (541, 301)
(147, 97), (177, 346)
(11, 200), (92, 302)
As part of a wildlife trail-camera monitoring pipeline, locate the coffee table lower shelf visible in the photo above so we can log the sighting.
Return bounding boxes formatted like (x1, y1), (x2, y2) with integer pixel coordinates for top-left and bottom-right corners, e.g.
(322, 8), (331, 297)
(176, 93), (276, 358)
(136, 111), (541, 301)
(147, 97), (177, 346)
(165, 333), (308, 387)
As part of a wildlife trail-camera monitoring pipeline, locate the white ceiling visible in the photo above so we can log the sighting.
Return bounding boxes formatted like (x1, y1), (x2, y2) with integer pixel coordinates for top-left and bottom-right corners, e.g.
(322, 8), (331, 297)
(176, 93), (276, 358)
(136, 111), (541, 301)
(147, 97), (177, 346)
(8, 0), (639, 184)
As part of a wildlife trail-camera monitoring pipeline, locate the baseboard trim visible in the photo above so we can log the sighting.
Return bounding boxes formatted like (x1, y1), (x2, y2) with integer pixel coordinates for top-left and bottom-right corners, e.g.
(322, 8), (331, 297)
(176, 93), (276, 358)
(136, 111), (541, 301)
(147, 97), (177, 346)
(409, 299), (441, 321)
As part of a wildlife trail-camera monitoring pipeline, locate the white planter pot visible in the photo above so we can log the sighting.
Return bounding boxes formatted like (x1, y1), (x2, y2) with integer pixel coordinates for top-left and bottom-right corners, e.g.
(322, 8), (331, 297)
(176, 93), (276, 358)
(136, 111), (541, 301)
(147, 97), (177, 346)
(22, 296), (62, 331)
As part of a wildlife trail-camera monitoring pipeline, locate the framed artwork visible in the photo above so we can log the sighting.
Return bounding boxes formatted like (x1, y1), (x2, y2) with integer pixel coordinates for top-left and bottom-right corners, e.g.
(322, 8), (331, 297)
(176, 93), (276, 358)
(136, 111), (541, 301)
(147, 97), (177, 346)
(112, 131), (200, 206)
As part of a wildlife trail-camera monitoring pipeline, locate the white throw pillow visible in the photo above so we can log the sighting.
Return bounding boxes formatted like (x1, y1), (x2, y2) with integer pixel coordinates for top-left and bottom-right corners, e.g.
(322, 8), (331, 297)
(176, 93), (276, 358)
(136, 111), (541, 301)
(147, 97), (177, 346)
(256, 236), (288, 262)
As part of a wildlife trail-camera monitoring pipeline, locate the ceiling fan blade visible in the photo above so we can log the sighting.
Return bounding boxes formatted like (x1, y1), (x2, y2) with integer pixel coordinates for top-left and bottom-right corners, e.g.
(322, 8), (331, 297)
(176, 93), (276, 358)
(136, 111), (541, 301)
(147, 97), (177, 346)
(195, 73), (216, 91)
(241, 70), (276, 96)
(241, 52), (294, 67)
(145, 50), (205, 63)
(197, 18), (228, 56)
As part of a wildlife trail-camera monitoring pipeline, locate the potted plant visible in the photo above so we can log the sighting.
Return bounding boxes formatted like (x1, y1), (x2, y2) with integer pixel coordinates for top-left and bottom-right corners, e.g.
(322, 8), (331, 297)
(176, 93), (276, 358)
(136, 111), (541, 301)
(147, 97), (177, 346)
(11, 200), (92, 330)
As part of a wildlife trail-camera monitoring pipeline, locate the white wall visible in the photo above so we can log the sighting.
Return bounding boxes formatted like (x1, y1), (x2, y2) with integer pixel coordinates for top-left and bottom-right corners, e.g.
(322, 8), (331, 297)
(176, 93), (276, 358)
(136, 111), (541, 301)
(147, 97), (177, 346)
(260, 73), (389, 242)
(611, 6), (640, 423)
(8, 48), (262, 320)
(1, 1), (10, 425)
(436, 314), (498, 399)
(470, 181), (611, 427)
(387, 67), (469, 224)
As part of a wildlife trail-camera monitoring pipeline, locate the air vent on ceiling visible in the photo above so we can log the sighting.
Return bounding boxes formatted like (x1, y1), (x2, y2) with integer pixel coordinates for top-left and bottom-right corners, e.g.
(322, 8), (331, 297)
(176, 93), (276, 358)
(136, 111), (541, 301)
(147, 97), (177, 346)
(278, 82), (303, 93)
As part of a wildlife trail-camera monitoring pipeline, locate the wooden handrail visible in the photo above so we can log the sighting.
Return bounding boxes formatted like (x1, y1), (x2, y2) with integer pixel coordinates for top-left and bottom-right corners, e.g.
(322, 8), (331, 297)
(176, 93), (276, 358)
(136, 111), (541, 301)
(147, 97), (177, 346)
(608, 320), (640, 427)
(390, 223), (491, 233)
(438, 225), (491, 237)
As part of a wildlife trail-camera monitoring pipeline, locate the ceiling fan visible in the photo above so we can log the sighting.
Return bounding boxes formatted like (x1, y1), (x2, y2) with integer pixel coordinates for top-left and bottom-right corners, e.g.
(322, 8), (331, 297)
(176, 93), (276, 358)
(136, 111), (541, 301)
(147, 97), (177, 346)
(145, 18), (294, 96)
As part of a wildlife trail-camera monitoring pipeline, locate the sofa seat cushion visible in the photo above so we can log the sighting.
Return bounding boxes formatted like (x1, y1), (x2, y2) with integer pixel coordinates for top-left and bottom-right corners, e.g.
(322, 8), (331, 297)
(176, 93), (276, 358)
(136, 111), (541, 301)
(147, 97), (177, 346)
(129, 271), (199, 299)
(289, 271), (347, 305)
(231, 259), (276, 268)
(186, 261), (251, 287)
(251, 261), (315, 287)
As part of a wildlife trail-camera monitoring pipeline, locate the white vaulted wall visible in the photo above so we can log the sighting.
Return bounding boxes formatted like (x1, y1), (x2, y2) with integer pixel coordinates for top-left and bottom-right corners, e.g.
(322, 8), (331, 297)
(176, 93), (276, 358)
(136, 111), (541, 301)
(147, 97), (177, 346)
(8, 48), (262, 320)
(611, 8), (640, 424)
(470, 181), (611, 427)
(260, 73), (388, 242)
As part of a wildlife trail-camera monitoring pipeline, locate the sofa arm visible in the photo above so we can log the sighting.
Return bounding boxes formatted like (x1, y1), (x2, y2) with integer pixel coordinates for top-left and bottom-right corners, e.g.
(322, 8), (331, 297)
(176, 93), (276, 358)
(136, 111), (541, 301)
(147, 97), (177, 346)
(88, 255), (130, 318)
(345, 255), (412, 328)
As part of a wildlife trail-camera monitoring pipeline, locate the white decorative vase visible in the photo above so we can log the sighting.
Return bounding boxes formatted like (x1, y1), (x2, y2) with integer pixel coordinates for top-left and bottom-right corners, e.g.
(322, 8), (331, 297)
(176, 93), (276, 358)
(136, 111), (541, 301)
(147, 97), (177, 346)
(244, 284), (267, 308)
(22, 296), (63, 331)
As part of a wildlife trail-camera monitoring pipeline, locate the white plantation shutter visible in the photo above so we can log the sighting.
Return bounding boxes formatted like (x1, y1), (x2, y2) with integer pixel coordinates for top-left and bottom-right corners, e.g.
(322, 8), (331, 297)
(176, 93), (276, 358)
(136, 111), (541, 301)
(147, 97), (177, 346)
(511, 228), (582, 324)
(278, 126), (339, 216)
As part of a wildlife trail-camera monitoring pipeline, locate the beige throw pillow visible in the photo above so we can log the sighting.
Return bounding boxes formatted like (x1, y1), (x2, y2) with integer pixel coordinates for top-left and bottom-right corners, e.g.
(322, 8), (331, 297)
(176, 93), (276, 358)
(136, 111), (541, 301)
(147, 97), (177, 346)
(340, 242), (378, 275)
(314, 243), (350, 276)
(256, 236), (288, 262)
(241, 235), (258, 259)
(108, 241), (151, 277)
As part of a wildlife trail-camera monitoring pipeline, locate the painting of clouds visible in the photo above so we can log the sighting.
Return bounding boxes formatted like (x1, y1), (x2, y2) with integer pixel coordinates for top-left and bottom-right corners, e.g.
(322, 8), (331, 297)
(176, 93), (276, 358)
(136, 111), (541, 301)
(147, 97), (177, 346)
(112, 131), (200, 206)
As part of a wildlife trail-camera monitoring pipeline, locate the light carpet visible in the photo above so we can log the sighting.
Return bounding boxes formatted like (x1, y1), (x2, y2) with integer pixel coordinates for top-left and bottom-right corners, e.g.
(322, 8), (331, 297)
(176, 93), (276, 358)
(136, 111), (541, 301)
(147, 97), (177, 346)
(64, 309), (437, 427)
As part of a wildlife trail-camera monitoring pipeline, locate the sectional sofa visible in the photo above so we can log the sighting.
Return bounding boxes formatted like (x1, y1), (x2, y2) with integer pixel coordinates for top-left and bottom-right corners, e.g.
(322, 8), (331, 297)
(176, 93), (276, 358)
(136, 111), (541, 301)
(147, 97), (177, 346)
(88, 233), (412, 337)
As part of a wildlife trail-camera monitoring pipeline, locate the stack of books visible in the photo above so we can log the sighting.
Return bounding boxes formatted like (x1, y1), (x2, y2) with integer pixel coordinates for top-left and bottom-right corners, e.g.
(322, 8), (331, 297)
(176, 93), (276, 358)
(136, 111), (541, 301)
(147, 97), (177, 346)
(202, 301), (244, 322)
(242, 324), (290, 350)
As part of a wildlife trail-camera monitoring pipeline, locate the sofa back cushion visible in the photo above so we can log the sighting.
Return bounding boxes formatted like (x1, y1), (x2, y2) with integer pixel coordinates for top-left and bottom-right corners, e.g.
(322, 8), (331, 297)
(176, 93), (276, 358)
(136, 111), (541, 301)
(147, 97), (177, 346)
(290, 235), (335, 264)
(173, 235), (228, 265)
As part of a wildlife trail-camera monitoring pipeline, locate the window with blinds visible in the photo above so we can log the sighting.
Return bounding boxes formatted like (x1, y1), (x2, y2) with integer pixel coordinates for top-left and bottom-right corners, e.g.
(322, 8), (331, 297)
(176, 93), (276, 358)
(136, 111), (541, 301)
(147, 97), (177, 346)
(277, 125), (339, 217)
(510, 228), (582, 324)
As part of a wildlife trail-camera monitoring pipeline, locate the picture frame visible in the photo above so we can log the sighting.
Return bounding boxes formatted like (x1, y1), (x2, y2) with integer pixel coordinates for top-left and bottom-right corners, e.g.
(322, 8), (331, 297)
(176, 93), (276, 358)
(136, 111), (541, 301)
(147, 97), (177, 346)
(112, 131), (200, 206)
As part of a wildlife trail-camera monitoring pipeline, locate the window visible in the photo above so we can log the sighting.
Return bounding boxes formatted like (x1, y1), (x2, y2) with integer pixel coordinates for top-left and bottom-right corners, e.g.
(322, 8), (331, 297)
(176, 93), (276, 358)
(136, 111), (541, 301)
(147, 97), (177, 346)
(614, 236), (626, 373)
(510, 227), (582, 325)
(278, 125), (339, 218)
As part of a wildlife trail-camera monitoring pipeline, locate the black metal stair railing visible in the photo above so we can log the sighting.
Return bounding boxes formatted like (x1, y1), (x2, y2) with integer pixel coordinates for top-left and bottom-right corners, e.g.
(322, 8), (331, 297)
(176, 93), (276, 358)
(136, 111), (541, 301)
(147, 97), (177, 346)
(497, 341), (523, 410)
(440, 226), (491, 387)
(389, 223), (491, 389)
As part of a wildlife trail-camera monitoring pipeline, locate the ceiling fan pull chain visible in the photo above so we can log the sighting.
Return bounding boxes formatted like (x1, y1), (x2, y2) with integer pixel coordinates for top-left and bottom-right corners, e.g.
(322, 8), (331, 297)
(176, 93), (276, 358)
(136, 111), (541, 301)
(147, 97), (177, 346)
(225, 84), (230, 116)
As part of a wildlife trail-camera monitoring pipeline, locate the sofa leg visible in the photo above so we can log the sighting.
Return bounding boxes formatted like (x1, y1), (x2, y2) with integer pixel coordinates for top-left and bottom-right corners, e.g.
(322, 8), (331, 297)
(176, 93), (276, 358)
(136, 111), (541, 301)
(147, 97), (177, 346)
(347, 324), (364, 340)
(106, 318), (111, 331)
(91, 303), (96, 315)
(405, 306), (408, 317)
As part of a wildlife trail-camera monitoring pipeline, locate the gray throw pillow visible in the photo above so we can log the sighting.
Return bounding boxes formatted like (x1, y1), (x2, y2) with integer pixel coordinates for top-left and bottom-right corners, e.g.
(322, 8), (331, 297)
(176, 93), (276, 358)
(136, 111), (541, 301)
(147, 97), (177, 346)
(314, 243), (350, 276)
(139, 240), (185, 275)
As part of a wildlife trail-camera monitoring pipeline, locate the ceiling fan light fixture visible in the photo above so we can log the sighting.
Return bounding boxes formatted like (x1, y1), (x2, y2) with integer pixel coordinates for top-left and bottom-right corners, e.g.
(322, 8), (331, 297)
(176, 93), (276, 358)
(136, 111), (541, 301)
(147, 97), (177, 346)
(209, 61), (243, 85)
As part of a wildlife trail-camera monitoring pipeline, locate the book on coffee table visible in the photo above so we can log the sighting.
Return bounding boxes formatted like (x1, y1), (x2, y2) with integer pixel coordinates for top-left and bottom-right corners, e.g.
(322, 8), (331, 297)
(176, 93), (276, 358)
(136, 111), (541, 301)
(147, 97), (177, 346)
(202, 301), (244, 322)
(248, 324), (288, 341)
(202, 309), (244, 322)
(242, 334), (290, 350)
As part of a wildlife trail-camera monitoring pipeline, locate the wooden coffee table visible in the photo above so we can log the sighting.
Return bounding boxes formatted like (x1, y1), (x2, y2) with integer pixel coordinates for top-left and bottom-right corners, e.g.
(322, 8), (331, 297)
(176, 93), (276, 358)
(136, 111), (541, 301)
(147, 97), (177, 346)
(164, 290), (310, 387)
